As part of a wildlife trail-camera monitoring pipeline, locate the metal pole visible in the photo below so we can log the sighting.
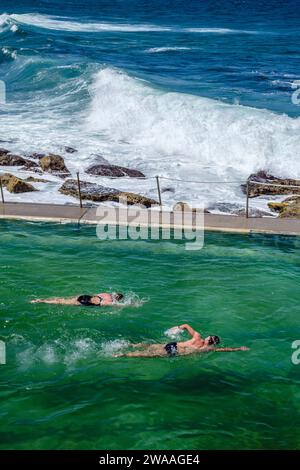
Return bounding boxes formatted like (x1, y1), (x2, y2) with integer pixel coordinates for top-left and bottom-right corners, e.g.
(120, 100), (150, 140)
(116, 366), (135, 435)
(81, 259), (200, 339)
(76, 172), (83, 209)
(0, 177), (4, 204)
(155, 175), (162, 208)
(245, 179), (250, 218)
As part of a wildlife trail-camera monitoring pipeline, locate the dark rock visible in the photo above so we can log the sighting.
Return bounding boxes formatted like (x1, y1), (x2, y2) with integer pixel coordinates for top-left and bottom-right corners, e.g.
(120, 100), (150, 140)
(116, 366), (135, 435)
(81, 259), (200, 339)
(0, 173), (37, 193)
(268, 196), (300, 218)
(59, 179), (157, 207)
(64, 146), (77, 154)
(206, 202), (272, 217)
(21, 160), (43, 173)
(25, 176), (49, 183)
(0, 148), (10, 156)
(59, 179), (118, 201)
(86, 164), (145, 178)
(242, 171), (300, 198)
(0, 139), (17, 143)
(0, 153), (27, 166)
(7, 176), (37, 193)
(39, 154), (71, 177)
(118, 192), (157, 208)
(161, 186), (175, 193)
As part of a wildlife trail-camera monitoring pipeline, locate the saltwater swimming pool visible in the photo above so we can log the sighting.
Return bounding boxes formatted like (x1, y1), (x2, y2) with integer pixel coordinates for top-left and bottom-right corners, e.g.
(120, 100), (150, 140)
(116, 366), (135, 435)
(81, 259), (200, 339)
(0, 220), (299, 449)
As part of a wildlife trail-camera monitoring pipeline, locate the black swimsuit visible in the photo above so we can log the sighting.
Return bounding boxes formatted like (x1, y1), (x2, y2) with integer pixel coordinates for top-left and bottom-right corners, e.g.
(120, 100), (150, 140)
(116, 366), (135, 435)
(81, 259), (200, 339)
(77, 295), (103, 306)
(165, 342), (178, 356)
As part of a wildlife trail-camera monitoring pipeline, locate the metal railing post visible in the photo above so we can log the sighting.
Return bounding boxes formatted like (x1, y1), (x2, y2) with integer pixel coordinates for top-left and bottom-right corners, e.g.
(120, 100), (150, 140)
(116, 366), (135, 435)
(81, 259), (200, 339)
(76, 172), (83, 209)
(0, 177), (4, 205)
(155, 175), (162, 208)
(245, 179), (250, 218)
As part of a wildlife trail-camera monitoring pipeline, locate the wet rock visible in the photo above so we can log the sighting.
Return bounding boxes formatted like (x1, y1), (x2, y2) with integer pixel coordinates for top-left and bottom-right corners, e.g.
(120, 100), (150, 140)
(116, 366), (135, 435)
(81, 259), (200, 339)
(268, 196), (300, 218)
(0, 153), (27, 166)
(0, 173), (37, 193)
(86, 164), (145, 178)
(64, 146), (77, 154)
(21, 160), (43, 173)
(0, 173), (14, 186)
(0, 139), (17, 144)
(161, 186), (175, 193)
(206, 202), (272, 217)
(27, 153), (46, 160)
(59, 179), (157, 207)
(39, 154), (70, 177)
(0, 148), (10, 156)
(242, 171), (300, 198)
(117, 192), (157, 208)
(25, 176), (49, 183)
(60, 179), (118, 201)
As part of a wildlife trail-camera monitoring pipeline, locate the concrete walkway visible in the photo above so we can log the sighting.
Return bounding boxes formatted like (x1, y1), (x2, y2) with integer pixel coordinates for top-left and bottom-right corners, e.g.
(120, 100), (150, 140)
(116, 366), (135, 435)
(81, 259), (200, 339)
(1, 202), (300, 236)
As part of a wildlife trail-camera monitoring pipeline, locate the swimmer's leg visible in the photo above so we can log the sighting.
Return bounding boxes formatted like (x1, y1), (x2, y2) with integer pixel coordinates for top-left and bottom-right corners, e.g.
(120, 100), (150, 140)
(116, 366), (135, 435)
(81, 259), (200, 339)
(115, 345), (167, 358)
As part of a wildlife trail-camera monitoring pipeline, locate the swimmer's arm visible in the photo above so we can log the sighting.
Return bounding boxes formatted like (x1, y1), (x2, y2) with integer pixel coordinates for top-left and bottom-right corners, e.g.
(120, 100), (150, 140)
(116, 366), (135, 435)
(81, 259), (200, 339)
(214, 346), (249, 352)
(179, 324), (201, 338)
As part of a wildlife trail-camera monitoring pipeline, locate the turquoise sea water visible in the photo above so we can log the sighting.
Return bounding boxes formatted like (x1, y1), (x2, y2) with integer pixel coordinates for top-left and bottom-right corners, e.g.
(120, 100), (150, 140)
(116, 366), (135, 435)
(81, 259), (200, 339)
(0, 220), (300, 450)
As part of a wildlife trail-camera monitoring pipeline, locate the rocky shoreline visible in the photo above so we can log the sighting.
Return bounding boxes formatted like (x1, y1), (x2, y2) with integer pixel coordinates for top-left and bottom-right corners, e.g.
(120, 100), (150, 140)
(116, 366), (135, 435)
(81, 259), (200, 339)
(0, 148), (157, 207)
(240, 171), (300, 218)
(1, 148), (300, 217)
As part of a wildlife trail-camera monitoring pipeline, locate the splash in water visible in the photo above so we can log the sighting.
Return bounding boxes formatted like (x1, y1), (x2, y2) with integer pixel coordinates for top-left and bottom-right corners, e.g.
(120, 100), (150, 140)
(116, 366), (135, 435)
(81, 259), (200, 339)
(164, 326), (184, 339)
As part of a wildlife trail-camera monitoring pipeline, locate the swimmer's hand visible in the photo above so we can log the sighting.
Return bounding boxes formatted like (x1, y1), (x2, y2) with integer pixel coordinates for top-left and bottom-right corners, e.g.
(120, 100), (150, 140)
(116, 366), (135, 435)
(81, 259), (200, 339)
(240, 346), (250, 351)
(30, 299), (42, 303)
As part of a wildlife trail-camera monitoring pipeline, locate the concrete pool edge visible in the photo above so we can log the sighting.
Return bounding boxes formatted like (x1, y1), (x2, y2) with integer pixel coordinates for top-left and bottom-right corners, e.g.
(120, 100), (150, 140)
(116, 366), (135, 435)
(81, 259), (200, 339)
(0, 202), (300, 236)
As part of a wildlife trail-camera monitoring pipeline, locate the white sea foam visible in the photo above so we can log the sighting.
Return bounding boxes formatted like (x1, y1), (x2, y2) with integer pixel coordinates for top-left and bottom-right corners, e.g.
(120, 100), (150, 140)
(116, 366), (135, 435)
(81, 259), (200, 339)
(121, 292), (148, 307)
(0, 13), (9, 31)
(1, 47), (17, 59)
(13, 335), (100, 368)
(2, 13), (261, 35)
(186, 27), (257, 34)
(87, 68), (300, 182)
(146, 47), (191, 53)
(164, 327), (184, 339)
(9, 13), (172, 32)
(100, 340), (129, 357)
(2, 65), (300, 212)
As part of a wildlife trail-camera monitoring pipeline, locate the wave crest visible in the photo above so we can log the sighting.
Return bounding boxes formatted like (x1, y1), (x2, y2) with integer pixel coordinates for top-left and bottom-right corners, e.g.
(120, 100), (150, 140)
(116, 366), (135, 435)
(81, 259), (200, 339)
(87, 68), (300, 181)
(146, 47), (191, 53)
(1, 13), (261, 35)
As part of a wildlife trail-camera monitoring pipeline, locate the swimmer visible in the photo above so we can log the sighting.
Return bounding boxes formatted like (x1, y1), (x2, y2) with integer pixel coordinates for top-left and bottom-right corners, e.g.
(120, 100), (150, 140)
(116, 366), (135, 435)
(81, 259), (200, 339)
(31, 292), (124, 306)
(116, 323), (249, 357)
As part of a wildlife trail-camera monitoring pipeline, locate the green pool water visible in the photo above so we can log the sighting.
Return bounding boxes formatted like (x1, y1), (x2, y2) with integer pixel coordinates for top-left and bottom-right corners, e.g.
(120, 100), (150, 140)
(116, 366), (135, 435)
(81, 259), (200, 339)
(0, 220), (300, 450)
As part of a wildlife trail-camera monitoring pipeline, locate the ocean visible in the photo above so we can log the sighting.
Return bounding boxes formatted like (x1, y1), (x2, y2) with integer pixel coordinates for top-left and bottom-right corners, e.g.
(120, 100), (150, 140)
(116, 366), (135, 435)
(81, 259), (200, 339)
(0, 0), (299, 210)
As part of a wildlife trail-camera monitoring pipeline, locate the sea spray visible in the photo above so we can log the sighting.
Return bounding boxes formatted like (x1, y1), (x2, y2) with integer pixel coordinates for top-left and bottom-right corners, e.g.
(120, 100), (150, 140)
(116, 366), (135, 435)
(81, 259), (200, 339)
(99, 339), (129, 357)
(120, 292), (148, 308)
(87, 68), (300, 183)
(164, 327), (184, 339)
